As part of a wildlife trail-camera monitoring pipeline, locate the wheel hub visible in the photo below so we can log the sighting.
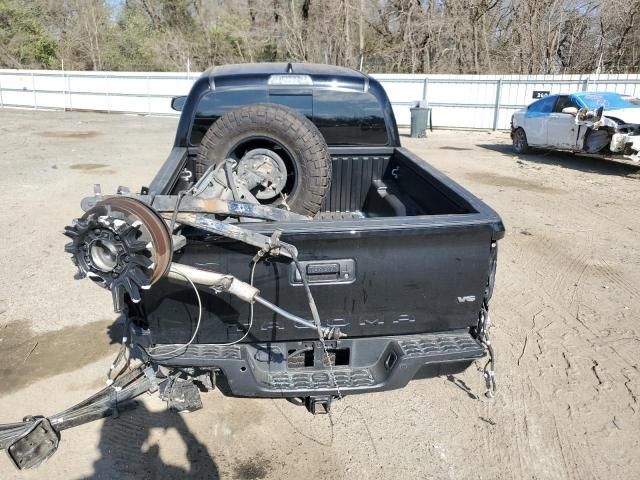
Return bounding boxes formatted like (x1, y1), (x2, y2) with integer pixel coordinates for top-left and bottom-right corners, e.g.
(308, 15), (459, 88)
(64, 197), (172, 312)
(237, 148), (288, 200)
(89, 238), (119, 272)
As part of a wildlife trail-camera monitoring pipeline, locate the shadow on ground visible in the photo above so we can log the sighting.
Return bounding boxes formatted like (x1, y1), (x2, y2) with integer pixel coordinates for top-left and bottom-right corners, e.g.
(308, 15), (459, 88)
(446, 374), (479, 400)
(88, 318), (220, 479)
(0, 317), (219, 479)
(479, 143), (640, 177)
(86, 401), (219, 480)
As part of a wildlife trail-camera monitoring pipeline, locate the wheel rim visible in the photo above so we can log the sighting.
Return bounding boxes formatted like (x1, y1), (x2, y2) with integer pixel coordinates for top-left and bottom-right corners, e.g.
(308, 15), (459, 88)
(514, 130), (525, 151)
(237, 148), (288, 200)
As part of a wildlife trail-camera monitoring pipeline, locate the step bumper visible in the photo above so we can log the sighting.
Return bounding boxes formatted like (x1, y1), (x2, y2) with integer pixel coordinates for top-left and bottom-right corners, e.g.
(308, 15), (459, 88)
(141, 330), (485, 397)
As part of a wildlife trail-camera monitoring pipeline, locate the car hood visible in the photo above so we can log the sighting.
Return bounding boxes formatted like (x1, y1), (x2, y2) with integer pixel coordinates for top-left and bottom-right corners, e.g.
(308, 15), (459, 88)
(604, 108), (640, 124)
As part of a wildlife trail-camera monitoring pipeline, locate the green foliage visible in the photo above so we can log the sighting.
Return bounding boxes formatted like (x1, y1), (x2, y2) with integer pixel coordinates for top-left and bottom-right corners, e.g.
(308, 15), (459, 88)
(107, 5), (158, 71)
(206, 15), (252, 63)
(0, 0), (58, 68)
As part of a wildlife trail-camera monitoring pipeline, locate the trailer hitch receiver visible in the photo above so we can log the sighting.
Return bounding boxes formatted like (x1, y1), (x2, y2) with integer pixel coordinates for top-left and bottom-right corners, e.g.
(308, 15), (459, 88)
(305, 395), (333, 415)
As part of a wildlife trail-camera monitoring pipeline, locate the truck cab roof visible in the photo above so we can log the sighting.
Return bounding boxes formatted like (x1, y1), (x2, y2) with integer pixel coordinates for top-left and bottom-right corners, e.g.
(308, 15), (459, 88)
(205, 62), (368, 81)
(202, 62), (370, 93)
(175, 62), (399, 148)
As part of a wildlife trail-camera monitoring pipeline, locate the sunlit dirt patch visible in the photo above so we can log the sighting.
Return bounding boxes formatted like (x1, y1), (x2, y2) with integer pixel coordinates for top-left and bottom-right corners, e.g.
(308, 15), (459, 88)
(38, 131), (100, 139)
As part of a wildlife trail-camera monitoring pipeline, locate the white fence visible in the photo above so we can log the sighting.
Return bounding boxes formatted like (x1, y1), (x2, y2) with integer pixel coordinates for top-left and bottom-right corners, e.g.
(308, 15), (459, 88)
(1, 69), (639, 130)
(377, 73), (640, 129)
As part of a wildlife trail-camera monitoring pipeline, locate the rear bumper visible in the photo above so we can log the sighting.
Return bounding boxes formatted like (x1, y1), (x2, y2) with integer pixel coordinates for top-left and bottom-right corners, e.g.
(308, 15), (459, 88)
(135, 330), (484, 398)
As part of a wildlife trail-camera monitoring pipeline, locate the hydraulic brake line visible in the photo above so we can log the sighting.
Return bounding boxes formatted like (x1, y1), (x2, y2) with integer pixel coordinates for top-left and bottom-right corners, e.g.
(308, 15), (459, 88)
(168, 190), (188, 235)
(106, 316), (130, 385)
(145, 265), (203, 360)
(281, 245), (322, 334)
(144, 261), (261, 361)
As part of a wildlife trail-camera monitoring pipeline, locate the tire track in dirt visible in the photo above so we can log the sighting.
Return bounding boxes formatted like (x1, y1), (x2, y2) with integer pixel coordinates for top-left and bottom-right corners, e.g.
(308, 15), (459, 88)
(446, 132), (640, 479)
(500, 302), (603, 479)
(506, 373), (584, 480)
(491, 232), (636, 480)
(590, 256), (640, 300)
(512, 234), (593, 311)
(507, 282), (638, 476)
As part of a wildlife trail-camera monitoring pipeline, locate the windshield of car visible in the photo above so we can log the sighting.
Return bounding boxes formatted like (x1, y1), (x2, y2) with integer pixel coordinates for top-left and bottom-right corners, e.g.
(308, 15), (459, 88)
(578, 93), (639, 111)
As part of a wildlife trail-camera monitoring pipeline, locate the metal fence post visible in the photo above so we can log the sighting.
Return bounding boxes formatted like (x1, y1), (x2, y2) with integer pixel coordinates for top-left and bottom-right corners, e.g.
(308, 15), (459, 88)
(67, 71), (72, 110)
(32, 72), (37, 110)
(422, 77), (429, 101)
(0, 75), (4, 109)
(105, 74), (110, 113)
(582, 77), (589, 91)
(146, 75), (151, 114)
(61, 63), (66, 111)
(492, 78), (502, 130)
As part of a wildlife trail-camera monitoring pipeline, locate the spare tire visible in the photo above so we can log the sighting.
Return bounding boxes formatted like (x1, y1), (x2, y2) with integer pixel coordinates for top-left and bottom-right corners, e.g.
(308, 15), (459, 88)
(196, 103), (331, 216)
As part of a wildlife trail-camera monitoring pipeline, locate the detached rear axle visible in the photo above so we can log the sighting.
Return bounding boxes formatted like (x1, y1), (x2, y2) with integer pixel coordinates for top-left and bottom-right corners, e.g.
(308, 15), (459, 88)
(1, 189), (348, 470)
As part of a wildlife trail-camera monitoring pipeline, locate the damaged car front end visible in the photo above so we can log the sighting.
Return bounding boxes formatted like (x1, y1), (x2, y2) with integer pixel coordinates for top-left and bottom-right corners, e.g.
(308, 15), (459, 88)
(511, 91), (640, 162)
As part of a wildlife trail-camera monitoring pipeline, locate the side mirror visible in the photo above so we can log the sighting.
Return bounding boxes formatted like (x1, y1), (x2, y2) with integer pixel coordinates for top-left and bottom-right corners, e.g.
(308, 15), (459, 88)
(171, 96), (187, 112)
(562, 106), (578, 115)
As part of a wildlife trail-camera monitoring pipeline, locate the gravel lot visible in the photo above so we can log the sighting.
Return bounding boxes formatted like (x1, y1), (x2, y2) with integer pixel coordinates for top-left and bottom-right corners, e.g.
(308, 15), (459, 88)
(0, 109), (639, 479)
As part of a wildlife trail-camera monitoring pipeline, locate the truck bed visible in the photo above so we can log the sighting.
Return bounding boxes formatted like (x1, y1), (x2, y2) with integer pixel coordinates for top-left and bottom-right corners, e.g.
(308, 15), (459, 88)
(138, 147), (503, 346)
(320, 147), (473, 217)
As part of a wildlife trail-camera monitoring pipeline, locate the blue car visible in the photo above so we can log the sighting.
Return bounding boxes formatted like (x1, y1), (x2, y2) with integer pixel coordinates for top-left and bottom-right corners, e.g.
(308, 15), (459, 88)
(511, 92), (640, 162)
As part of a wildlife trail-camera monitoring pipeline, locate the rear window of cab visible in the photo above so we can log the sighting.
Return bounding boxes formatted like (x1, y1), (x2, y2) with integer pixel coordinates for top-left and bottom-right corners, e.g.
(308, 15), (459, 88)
(190, 89), (388, 147)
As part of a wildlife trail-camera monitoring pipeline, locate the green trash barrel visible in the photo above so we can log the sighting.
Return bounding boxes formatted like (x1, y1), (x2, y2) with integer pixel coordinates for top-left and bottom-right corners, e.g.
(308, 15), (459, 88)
(410, 106), (431, 138)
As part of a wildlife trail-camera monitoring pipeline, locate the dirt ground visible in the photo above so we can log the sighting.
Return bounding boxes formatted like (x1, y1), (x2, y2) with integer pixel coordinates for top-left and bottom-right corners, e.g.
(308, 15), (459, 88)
(0, 109), (638, 480)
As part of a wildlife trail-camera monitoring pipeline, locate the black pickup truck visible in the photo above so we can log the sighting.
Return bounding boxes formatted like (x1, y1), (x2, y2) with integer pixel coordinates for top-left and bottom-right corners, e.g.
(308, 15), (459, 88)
(0, 63), (504, 470)
(142, 63), (504, 402)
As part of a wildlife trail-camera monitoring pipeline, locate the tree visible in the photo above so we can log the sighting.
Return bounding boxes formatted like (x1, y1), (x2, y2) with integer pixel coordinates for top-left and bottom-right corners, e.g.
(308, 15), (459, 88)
(0, 0), (58, 68)
(0, 0), (638, 73)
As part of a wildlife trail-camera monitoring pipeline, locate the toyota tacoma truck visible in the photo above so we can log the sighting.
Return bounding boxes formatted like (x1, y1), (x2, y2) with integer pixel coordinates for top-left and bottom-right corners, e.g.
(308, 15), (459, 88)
(0, 63), (504, 470)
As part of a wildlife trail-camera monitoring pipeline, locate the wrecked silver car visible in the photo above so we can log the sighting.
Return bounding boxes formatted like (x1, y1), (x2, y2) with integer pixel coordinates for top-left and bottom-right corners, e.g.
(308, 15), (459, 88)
(511, 91), (640, 162)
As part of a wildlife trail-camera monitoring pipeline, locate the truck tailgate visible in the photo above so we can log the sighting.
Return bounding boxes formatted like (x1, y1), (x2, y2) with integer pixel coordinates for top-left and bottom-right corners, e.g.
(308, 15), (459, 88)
(143, 226), (494, 343)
